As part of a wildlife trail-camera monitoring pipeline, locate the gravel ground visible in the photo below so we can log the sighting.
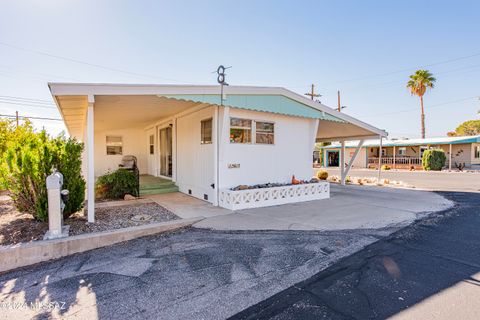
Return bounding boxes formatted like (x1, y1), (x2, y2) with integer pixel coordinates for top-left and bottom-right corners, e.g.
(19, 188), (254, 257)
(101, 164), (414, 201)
(69, 202), (179, 235)
(0, 192), (178, 245)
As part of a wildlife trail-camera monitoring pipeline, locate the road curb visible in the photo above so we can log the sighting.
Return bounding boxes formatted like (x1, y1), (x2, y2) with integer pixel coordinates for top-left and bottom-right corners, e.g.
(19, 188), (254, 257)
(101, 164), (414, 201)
(0, 217), (202, 273)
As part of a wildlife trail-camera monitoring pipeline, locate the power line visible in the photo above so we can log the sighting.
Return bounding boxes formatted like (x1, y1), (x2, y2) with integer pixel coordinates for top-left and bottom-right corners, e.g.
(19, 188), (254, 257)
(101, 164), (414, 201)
(279, 50), (480, 90)
(0, 113), (62, 121)
(0, 100), (57, 109)
(0, 95), (54, 104)
(358, 96), (479, 119)
(0, 41), (195, 84)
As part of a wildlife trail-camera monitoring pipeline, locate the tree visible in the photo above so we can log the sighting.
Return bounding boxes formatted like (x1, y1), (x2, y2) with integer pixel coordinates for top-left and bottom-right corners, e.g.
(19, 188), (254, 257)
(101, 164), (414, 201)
(447, 120), (480, 136)
(2, 120), (85, 221)
(407, 70), (436, 139)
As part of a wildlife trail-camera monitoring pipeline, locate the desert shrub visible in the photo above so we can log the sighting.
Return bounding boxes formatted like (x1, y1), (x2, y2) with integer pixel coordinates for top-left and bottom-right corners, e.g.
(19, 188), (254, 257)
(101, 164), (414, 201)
(54, 136), (86, 219)
(345, 176), (351, 183)
(422, 149), (446, 171)
(96, 169), (138, 199)
(316, 170), (329, 180)
(3, 125), (86, 221)
(381, 164), (391, 170)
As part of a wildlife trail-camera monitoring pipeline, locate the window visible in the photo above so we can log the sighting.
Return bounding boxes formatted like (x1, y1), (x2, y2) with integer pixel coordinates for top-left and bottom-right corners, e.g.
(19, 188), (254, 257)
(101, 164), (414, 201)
(230, 118), (252, 143)
(201, 118), (213, 144)
(398, 147), (406, 156)
(106, 136), (122, 155)
(255, 121), (274, 144)
(149, 135), (154, 154)
(475, 145), (480, 159)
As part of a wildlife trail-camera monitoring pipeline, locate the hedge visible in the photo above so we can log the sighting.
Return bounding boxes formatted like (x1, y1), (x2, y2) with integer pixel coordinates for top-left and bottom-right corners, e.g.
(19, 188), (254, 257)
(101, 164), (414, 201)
(422, 149), (446, 171)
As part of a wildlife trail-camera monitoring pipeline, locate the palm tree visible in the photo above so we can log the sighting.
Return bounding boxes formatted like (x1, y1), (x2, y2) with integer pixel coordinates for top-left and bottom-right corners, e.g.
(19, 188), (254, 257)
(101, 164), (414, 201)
(407, 70), (436, 138)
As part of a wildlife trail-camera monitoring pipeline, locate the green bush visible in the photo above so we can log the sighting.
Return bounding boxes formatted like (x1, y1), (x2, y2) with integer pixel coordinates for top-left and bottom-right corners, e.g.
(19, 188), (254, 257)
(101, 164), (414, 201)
(96, 169), (138, 199)
(316, 170), (329, 180)
(422, 149), (446, 171)
(381, 164), (391, 170)
(3, 122), (85, 221)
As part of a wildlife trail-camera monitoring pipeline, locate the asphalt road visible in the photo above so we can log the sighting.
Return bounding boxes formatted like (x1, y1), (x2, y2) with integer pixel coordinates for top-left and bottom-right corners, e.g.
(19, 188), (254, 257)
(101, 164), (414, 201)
(0, 226), (398, 319)
(322, 168), (480, 192)
(231, 192), (480, 320)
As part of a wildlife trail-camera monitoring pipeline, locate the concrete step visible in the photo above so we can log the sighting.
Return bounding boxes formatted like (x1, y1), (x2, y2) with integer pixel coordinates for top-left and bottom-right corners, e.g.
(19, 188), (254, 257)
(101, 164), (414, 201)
(139, 186), (179, 196)
(140, 181), (176, 191)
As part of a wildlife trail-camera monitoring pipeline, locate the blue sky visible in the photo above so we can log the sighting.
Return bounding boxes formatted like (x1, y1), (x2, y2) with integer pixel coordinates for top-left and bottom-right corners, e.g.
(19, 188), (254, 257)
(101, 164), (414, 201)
(1, 0), (479, 137)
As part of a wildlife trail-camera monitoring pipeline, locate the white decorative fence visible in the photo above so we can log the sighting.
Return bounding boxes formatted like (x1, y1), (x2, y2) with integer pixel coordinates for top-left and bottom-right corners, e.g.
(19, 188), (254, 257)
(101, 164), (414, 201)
(218, 182), (330, 210)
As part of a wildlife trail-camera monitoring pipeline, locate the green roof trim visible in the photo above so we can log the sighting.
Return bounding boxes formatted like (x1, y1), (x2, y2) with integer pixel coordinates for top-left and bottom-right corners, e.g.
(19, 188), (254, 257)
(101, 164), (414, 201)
(161, 94), (345, 122)
(321, 135), (480, 149)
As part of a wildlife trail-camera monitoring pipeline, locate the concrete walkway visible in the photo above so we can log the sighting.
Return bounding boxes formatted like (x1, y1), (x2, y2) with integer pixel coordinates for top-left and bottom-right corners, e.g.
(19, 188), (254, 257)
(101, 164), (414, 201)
(194, 184), (453, 231)
(145, 192), (231, 219)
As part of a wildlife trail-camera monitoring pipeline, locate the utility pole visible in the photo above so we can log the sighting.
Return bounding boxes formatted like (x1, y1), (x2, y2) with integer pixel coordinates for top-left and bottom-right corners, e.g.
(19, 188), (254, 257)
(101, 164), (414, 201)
(15, 111), (19, 127)
(337, 90), (347, 112)
(305, 84), (321, 101)
(337, 91), (341, 112)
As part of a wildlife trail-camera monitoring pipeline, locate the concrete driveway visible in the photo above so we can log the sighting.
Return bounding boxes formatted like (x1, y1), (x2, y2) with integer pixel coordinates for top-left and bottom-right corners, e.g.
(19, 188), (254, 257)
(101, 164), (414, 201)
(0, 186), (454, 319)
(194, 184), (452, 231)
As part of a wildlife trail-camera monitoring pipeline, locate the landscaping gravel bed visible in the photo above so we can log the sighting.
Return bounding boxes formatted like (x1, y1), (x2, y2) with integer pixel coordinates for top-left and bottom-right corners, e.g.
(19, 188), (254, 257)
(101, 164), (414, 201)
(0, 192), (179, 245)
(69, 202), (179, 235)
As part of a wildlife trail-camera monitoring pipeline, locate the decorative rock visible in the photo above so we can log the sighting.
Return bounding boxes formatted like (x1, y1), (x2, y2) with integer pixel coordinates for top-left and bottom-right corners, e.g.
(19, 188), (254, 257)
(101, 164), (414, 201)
(124, 194), (136, 201)
(130, 214), (152, 222)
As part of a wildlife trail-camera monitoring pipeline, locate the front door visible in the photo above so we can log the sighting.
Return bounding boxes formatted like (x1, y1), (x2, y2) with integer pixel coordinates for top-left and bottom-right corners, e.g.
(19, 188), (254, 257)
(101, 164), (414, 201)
(328, 151), (339, 167)
(159, 126), (173, 178)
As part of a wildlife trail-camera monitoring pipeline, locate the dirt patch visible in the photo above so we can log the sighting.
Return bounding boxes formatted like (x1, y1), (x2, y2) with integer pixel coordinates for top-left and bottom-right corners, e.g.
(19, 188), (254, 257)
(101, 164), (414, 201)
(0, 192), (179, 246)
(0, 193), (48, 246)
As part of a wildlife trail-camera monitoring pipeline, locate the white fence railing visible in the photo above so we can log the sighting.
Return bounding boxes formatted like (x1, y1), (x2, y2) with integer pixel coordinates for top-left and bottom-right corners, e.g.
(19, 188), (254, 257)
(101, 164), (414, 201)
(219, 182), (330, 210)
(368, 157), (422, 165)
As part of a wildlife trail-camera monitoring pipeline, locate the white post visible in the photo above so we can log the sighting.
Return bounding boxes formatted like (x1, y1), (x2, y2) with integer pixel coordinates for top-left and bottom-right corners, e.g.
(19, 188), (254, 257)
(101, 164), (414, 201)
(44, 171), (69, 239)
(449, 144), (452, 170)
(377, 135), (383, 183)
(87, 96), (95, 223)
(340, 140), (346, 185)
(393, 145), (396, 169)
(213, 105), (219, 205)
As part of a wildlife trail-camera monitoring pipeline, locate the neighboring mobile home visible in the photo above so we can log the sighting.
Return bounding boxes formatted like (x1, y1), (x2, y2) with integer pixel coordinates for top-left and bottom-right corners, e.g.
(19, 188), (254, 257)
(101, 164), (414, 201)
(49, 83), (386, 221)
(321, 135), (480, 170)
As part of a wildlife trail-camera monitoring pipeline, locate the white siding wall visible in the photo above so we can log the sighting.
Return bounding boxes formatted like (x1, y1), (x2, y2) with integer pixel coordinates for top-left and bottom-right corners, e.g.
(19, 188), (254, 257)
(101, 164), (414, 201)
(176, 106), (215, 202)
(93, 127), (148, 177)
(218, 108), (317, 189)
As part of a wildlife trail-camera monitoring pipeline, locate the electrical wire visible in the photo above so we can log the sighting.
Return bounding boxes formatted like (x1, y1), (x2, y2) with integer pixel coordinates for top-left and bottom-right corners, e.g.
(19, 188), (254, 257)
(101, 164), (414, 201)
(0, 41), (196, 84)
(0, 114), (62, 121)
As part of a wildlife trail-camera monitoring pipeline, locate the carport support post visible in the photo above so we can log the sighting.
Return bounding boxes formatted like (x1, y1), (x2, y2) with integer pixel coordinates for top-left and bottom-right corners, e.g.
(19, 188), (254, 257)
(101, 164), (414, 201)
(87, 96), (95, 223)
(340, 140), (346, 185)
(393, 145), (396, 169)
(377, 135), (383, 184)
(449, 144), (452, 170)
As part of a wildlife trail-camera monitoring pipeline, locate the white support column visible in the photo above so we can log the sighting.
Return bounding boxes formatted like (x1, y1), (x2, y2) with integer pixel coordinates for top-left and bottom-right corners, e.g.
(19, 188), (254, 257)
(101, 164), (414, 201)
(213, 105), (219, 206)
(449, 143), (452, 170)
(217, 106), (230, 194)
(340, 141), (346, 185)
(377, 135), (383, 184)
(393, 145), (396, 169)
(87, 95), (95, 223)
(344, 139), (364, 179)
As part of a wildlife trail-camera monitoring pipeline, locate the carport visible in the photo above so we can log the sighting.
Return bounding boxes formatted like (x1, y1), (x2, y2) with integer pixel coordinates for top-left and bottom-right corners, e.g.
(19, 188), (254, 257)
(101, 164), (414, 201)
(49, 83), (387, 223)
